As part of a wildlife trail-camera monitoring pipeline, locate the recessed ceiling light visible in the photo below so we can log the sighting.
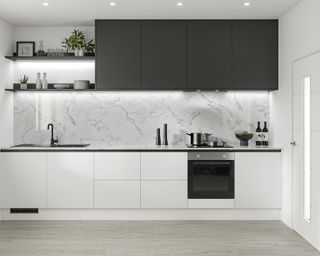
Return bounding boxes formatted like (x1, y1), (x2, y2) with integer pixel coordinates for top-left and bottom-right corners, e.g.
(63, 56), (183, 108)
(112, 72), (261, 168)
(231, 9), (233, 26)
(42, 2), (49, 6)
(177, 2), (183, 7)
(244, 2), (251, 7)
(109, 2), (116, 6)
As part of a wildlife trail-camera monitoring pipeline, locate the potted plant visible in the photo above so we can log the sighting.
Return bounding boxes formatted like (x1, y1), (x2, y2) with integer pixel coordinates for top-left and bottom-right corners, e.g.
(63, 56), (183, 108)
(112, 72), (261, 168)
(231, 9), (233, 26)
(84, 39), (95, 56)
(61, 29), (85, 56)
(19, 75), (29, 90)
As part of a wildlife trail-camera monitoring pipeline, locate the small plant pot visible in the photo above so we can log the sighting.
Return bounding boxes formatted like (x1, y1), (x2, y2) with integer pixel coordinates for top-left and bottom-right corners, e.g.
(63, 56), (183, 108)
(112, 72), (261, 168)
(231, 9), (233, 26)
(74, 49), (80, 56)
(20, 83), (27, 90)
(78, 49), (84, 57)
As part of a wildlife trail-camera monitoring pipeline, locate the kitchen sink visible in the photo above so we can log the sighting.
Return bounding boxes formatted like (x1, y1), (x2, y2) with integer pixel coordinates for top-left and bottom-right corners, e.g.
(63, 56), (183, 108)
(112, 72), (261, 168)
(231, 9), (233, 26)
(12, 144), (90, 148)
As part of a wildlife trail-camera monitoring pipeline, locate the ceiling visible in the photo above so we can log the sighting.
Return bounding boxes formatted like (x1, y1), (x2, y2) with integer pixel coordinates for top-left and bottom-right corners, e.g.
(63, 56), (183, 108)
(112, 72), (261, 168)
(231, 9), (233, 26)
(0, 0), (301, 26)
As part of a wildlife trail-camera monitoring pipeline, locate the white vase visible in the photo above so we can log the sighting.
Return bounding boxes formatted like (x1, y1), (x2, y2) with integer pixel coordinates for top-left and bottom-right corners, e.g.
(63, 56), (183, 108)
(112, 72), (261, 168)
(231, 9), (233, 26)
(74, 49), (79, 56)
(20, 84), (27, 90)
(79, 49), (84, 57)
(36, 73), (42, 89)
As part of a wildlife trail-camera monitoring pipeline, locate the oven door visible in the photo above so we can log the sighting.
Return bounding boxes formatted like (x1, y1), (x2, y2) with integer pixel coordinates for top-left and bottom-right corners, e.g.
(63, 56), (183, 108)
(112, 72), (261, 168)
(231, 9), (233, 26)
(188, 159), (234, 199)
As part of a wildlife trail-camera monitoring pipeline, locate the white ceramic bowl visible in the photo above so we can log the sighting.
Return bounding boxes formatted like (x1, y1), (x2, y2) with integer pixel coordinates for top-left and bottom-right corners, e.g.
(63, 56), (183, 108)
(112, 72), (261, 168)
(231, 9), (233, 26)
(74, 80), (90, 89)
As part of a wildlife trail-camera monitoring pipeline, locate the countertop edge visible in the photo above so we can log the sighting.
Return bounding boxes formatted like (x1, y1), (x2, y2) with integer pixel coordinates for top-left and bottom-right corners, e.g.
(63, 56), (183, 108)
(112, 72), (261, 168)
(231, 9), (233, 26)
(0, 148), (282, 153)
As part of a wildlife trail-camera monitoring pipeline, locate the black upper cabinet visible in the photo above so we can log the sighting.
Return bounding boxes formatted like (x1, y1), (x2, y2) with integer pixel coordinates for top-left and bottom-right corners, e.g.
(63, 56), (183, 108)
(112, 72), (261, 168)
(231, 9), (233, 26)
(187, 21), (232, 90)
(95, 20), (141, 89)
(95, 19), (279, 91)
(142, 21), (186, 89)
(232, 20), (278, 90)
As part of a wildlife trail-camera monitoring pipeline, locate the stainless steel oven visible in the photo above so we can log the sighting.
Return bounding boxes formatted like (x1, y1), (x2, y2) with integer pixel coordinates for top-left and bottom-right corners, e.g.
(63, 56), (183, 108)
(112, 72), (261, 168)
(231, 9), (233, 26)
(188, 152), (235, 199)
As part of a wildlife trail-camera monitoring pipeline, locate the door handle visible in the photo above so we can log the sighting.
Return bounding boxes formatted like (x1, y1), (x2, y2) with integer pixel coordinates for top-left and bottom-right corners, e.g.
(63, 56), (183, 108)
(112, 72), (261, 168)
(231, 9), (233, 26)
(291, 141), (296, 146)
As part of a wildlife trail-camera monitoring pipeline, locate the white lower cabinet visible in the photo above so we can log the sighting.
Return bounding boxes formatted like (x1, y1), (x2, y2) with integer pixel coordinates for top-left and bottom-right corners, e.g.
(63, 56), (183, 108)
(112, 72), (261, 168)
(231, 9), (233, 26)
(141, 181), (187, 208)
(0, 153), (47, 208)
(48, 153), (93, 208)
(235, 152), (282, 209)
(93, 153), (141, 208)
(94, 181), (140, 208)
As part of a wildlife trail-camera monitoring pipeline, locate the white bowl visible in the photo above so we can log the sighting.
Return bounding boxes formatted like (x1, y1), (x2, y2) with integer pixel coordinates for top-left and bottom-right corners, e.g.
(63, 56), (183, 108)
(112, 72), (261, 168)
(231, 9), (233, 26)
(74, 80), (90, 89)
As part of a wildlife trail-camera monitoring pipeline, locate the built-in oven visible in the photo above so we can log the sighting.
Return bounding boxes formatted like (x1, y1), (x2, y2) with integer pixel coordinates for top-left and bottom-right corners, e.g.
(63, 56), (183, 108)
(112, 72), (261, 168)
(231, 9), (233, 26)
(188, 152), (235, 199)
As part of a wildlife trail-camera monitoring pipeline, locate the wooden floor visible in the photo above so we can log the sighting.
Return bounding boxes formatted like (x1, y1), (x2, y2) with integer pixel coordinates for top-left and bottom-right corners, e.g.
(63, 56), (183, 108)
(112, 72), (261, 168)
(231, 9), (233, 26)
(0, 221), (319, 256)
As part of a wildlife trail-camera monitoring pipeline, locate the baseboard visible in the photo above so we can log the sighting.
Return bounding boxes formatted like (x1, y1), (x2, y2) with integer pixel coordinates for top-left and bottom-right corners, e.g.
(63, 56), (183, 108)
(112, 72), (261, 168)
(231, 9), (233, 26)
(0, 209), (280, 221)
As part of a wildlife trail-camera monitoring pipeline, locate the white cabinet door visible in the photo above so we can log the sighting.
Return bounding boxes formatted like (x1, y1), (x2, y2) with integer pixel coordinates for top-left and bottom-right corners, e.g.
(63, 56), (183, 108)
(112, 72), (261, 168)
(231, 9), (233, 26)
(94, 181), (140, 208)
(235, 152), (282, 209)
(0, 153), (47, 208)
(48, 153), (93, 208)
(141, 181), (187, 208)
(141, 152), (187, 180)
(94, 153), (140, 180)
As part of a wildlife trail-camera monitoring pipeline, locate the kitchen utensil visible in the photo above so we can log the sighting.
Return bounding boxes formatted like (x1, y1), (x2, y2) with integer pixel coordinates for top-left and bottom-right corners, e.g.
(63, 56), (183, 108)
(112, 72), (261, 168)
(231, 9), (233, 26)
(186, 133), (212, 146)
(156, 128), (161, 146)
(74, 80), (90, 89)
(162, 124), (168, 146)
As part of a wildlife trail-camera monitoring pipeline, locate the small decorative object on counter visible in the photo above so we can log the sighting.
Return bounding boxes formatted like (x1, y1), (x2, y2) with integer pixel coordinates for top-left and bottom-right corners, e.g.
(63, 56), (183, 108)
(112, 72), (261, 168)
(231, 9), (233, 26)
(255, 121), (263, 146)
(156, 128), (161, 146)
(19, 75), (29, 90)
(235, 131), (254, 147)
(37, 40), (46, 56)
(74, 80), (90, 89)
(42, 73), (48, 89)
(162, 123), (168, 146)
(36, 73), (42, 89)
(262, 121), (269, 146)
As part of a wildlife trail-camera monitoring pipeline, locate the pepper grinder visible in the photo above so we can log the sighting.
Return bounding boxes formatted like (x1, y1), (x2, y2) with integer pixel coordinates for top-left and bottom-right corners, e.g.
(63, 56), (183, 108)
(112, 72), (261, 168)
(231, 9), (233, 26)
(155, 128), (161, 146)
(162, 123), (168, 146)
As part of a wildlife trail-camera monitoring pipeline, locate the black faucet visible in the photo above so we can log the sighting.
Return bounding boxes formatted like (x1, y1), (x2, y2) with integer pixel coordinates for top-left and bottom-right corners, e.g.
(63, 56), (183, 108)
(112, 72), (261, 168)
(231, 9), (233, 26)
(47, 123), (58, 146)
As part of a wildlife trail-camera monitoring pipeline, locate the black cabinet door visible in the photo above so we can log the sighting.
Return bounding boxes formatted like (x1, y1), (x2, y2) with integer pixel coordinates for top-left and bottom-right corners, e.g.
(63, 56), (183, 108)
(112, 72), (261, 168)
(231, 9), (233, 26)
(187, 21), (232, 90)
(232, 20), (278, 90)
(95, 20), (141, 89)
(142, 21), (186, 89)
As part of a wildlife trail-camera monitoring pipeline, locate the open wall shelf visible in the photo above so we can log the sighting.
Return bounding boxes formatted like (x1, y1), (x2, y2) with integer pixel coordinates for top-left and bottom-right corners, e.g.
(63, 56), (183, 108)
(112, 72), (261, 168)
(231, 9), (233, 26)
(5, 56), (95, 61)
(6, 83), (96, 92)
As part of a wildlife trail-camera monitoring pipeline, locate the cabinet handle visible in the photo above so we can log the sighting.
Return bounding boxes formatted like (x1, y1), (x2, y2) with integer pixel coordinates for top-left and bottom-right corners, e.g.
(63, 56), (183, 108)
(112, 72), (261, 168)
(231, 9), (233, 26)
(290, 141), (296, 146)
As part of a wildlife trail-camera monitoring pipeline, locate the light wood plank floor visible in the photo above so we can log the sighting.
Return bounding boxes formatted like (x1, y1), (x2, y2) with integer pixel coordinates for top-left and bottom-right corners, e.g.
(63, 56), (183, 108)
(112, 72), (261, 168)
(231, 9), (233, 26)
(0, 221), (319, 256)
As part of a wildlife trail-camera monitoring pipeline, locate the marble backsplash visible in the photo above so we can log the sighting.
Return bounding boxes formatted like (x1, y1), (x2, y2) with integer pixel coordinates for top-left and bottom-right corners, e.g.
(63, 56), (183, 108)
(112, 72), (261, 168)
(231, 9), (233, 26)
(14, 91), (270, 146)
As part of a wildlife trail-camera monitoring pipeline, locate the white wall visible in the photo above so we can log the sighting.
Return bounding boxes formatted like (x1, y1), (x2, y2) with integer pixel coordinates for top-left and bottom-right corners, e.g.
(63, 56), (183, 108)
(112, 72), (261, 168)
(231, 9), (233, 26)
(0, 19), (13, 147)
(273, 0), (320, 227)
(0, 18), (14, 221)
(13, 26), (94, 52)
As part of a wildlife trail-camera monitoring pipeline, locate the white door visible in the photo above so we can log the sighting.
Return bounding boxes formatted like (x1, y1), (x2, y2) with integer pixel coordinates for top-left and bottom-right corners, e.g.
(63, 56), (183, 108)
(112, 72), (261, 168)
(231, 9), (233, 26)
(293, 53), (320, 251)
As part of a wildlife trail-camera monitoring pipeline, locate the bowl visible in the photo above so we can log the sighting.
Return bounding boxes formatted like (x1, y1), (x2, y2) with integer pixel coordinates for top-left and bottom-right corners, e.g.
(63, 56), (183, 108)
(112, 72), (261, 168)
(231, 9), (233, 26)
(235, 133), (254, 146)
(74, 80), (90, 90)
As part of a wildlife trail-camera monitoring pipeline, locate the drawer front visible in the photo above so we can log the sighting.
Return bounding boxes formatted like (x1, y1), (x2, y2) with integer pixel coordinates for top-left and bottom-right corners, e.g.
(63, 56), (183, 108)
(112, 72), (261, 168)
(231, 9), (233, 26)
(94, 153), (140, 180)
(141, 181), (187, 208)
(141, 152), (187, 180)
(94, 181), (140, 208)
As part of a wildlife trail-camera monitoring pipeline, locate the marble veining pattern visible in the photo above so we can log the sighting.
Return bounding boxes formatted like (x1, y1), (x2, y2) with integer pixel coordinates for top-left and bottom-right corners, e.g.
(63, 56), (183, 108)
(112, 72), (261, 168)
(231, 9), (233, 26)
(14, 91), (269, 146)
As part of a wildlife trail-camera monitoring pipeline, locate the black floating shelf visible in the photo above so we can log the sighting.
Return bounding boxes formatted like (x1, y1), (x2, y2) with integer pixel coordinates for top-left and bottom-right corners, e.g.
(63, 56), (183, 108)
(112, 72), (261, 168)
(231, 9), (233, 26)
(5, 56), (95, 61)
(6, 83), (95, 92)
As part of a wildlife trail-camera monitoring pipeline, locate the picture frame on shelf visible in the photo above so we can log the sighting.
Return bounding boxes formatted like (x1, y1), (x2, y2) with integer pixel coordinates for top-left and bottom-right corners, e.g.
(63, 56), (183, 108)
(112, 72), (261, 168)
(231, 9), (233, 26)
(16, 41), (35, 57)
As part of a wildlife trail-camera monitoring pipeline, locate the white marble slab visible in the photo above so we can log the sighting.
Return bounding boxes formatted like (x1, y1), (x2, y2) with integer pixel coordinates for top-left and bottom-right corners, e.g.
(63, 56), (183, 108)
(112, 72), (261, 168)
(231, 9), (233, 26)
(14, 91), (270, 146)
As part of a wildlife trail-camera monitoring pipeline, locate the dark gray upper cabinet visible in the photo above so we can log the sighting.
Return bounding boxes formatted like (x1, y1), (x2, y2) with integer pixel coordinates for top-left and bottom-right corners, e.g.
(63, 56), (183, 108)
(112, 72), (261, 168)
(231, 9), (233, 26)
(187, 21), (232, 90)
(95, 20), (141, 89)
(95, 19), (278, 91)
(232, 20), (278, 90)
(142, 21), (187, 89)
